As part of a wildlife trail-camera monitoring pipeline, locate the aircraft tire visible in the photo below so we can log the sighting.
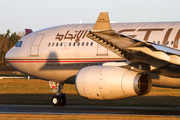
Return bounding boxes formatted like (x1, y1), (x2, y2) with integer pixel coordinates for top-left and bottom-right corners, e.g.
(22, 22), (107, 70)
(51, 95), (61, 106)
(60, 95), (66, 106)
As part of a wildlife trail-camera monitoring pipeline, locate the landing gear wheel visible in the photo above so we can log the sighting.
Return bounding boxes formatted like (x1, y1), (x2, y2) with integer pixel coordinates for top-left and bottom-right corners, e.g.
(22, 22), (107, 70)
(51, 95), (61, 106)
(60, 94), (66, 106)
(50, 83), (67, 106)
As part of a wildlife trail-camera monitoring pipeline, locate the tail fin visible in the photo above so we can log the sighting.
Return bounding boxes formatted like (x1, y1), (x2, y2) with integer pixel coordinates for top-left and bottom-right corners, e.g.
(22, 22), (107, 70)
(25, 29), (33, 35)
(92, 12), (111, 32)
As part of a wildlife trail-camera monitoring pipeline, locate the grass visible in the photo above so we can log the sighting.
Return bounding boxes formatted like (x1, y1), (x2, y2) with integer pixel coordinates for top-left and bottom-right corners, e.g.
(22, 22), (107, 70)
(0, 79), (77, 94)
(0, 78), (180, 107)
(0, 114), (179, 120)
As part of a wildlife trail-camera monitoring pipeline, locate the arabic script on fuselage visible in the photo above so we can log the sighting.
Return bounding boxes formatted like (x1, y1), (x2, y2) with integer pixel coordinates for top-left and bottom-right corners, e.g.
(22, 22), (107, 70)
(55, 30), (88, 43)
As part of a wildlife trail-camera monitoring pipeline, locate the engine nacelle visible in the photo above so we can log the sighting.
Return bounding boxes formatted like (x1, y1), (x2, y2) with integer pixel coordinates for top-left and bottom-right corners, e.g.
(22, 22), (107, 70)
(75, 66), (152, 100)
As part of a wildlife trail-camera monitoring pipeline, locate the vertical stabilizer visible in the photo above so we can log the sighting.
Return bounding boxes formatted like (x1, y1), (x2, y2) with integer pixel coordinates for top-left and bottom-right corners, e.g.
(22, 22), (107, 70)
(25, 29), (33, 35)
(92, 12), (111, 31)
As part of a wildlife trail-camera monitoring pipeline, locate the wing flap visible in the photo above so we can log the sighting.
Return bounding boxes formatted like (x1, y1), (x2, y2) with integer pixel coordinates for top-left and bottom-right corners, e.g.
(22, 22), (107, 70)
(126, 47), (170, 61)
(169, 55), (180, 65)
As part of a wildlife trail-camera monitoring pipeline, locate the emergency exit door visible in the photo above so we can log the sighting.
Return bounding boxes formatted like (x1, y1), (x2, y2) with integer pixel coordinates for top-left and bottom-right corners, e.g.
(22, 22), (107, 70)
(97, 44), (108, 56)
(30, 34), (45, 56)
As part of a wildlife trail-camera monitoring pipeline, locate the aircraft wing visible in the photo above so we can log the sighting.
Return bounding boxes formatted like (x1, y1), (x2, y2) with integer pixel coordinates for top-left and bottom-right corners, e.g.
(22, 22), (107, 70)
(87, 12), (180, 66)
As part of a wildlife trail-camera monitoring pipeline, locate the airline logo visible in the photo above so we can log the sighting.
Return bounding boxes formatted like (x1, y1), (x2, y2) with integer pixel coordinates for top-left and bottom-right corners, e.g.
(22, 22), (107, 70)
(118, 28), (180, 48)
(55, 30), (88, 43)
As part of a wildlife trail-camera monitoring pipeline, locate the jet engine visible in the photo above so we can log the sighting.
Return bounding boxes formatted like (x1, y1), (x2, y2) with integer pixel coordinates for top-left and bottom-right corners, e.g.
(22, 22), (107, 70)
(75, 66), (152, 100)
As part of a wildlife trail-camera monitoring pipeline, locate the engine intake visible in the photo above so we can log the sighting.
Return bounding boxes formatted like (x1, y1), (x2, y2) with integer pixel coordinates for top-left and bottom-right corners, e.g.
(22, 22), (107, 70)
(75, 66), (152, 100)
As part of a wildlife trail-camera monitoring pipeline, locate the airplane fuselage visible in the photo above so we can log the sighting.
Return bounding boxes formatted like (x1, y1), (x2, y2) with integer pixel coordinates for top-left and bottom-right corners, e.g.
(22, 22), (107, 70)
(5, 22), (180, 87)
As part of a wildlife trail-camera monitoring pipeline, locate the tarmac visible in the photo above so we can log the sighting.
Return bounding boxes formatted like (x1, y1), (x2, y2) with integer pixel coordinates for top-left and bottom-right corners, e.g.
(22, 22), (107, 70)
(0, 105), (180, 116)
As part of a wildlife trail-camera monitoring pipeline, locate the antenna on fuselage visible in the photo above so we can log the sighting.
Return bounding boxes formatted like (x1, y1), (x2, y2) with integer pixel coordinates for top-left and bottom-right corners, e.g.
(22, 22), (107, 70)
(79, 19), (83, 24)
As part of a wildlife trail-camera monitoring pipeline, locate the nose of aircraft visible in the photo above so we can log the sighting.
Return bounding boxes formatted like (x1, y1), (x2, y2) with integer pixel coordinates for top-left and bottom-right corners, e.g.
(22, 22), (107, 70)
(5, 47), (23, 70)
(5, 47), (18, 62)
(5, 48), (13, 63)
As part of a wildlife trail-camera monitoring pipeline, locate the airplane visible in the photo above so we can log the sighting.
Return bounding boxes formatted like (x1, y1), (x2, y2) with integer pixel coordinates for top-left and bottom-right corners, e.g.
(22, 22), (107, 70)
(5, 12), (180, 106)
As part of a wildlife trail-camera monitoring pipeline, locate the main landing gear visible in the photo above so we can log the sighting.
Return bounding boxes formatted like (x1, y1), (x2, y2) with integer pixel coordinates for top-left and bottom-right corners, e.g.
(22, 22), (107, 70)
(49, 81), (66, 106)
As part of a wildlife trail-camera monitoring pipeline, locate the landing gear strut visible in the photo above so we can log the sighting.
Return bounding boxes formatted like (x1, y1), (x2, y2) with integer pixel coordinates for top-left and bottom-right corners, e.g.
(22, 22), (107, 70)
(50, 82), (66, 106)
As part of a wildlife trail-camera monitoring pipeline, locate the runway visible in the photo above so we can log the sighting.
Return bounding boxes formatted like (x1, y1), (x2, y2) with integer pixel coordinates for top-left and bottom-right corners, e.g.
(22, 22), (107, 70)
(0, 105), (180, 116)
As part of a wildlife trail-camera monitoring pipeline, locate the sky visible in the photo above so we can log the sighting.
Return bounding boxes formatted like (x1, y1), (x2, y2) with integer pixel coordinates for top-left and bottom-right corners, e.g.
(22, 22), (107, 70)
(0, 0), (180, 34)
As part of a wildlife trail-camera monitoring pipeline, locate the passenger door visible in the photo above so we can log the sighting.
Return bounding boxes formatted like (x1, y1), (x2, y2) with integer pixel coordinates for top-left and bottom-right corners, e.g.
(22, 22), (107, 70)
(30, 34), (45, 56)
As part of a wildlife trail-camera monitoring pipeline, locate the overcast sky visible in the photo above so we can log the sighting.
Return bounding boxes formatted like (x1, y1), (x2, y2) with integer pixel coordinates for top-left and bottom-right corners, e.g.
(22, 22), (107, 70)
(0, 0), (180, 33)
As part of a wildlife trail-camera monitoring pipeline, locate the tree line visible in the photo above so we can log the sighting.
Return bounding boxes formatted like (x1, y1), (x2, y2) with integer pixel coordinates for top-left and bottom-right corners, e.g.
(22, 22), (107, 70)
(0, 30), (22, 69)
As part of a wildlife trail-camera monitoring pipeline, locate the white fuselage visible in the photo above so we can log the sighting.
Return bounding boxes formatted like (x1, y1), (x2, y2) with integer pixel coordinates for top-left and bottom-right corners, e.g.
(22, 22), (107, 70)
(5, 22), (180, 85)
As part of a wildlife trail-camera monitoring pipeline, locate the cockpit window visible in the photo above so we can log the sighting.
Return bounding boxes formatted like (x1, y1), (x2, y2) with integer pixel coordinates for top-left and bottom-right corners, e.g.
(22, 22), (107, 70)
(15, 42), (19, 47)
(18, 41), (22, 47)
(15, 41), (22, 47)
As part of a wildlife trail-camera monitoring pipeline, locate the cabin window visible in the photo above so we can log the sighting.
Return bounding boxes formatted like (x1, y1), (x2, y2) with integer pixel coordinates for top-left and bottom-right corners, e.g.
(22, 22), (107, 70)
(176, 41), (178, 45)
(48, 43), (51, 47)
(73, 42), (76, 46)
(52, 43), (55, 47)
(60, 42), (63, 46)
(56, 43), (59, 46)
(158, 41), (160, 44)
(77, 42), (80, 46)
(153, 41), (155, 43)
(86, 42), (89, 46)
(69, 42), (71, 46)
(90, 42), (93, 46)
(82, 42), (84, 46)
(64, 42), (67, 47)
(167, 41), (169, 45)
(171, 41), (174, 45)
